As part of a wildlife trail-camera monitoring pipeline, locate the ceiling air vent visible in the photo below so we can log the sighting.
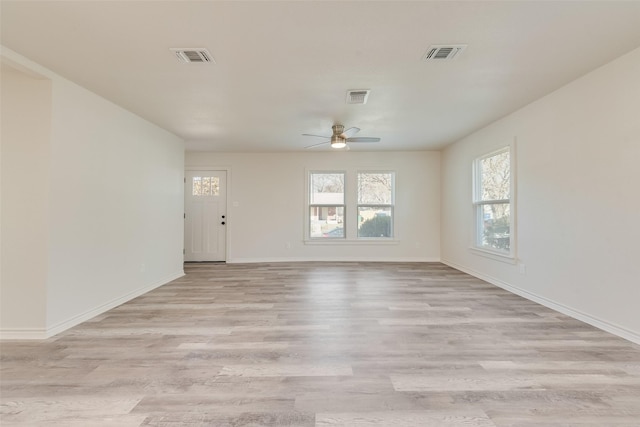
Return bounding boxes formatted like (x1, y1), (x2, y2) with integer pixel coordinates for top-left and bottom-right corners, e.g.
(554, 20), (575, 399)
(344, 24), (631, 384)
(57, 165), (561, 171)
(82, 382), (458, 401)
(346, 89), (370, 104)
(170, 48), (214, 63)
(423, 44), (467, 61)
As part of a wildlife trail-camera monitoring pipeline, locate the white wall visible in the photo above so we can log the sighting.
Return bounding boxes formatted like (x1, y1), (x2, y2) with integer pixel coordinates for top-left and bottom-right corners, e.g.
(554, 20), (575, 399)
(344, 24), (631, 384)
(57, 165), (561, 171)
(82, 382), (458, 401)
(0, 65), (51, 333)
(441, 47), (640, 343)
(0, 47), (185, 338)
(186, 151), (440, 263)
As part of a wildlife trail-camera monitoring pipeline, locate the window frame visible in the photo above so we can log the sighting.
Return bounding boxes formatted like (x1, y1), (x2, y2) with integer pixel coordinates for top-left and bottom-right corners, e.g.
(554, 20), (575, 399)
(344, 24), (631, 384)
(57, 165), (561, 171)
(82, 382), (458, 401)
(304, 169), (399, 244)
(308, 170), (346, 240)
(471, 145), (516, 261)
(356, 171), (395, 239)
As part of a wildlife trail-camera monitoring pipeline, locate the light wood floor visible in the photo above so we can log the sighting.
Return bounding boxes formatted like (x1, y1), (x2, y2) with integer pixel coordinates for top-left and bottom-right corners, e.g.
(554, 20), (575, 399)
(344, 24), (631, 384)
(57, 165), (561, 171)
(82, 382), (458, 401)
(2, 262), (640, 426)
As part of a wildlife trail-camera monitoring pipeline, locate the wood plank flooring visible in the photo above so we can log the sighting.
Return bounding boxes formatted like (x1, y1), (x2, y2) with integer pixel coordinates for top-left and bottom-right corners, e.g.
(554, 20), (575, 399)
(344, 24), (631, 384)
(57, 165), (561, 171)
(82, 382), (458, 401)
(2, 262), (640, 426)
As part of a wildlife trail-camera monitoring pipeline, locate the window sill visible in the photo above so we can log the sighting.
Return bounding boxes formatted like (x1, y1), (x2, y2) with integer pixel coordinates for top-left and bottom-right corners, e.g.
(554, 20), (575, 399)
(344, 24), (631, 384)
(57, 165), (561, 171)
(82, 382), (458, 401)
(469, 246), (517, 264)
(305, 239), (399, 246)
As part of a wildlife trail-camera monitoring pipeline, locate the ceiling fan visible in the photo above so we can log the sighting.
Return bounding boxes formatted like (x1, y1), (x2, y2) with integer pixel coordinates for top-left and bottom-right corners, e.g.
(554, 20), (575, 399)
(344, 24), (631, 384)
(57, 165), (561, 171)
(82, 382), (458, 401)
(303, 125), (381, 149)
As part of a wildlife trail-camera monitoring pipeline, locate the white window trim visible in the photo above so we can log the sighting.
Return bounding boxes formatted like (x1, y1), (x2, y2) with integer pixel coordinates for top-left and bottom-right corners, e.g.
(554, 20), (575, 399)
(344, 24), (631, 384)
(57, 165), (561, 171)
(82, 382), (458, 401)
(304, 239), (400, 246)
(470, 141), (517, 262)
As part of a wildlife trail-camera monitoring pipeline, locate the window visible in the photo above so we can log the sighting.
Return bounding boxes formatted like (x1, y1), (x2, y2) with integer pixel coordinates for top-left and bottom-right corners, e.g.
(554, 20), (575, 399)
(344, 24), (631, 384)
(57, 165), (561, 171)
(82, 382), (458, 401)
(357, 172), (394, 238)
(307, 170), (395, 240)
(192, 176), (219, 196)
(473, 147), (513, 256)
(309, 172), (345, 239)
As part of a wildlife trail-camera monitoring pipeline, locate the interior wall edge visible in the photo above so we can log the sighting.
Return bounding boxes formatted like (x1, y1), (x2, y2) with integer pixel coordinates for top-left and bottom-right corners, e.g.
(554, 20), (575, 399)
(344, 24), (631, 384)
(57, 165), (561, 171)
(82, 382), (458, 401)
(0, 271), (185, 340)
(441, 258), (640, 346)
(44, 270), (185, 339)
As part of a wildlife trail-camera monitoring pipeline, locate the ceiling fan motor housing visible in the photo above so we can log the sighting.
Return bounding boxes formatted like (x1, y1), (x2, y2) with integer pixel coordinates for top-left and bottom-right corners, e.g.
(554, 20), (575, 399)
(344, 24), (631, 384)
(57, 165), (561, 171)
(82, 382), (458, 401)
(332, 124), (345, 136)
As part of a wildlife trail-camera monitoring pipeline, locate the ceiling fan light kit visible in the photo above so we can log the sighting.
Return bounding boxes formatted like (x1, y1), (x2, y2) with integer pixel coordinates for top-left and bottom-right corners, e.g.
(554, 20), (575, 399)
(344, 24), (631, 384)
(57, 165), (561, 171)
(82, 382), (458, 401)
(330, 136), (347, 149)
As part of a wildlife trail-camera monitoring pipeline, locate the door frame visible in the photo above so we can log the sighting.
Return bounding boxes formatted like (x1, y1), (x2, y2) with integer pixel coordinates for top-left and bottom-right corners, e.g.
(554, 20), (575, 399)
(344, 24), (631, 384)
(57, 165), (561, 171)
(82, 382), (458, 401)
(184, 166), (231, 262)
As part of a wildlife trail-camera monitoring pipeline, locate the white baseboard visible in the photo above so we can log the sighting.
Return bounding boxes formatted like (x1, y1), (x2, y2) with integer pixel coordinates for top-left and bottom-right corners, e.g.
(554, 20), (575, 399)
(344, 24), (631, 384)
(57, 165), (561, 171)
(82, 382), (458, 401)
(226, 257), (441, 264)
(441, 258), (640, 346)
(0, 328), (49, 340)
(0, 270), (185, 340)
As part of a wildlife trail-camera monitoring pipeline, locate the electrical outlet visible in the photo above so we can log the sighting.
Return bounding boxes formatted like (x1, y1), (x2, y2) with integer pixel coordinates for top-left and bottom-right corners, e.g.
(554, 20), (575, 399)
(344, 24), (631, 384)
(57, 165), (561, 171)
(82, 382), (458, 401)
(285, 242), (291, 249)
(518, 263), (526, 275)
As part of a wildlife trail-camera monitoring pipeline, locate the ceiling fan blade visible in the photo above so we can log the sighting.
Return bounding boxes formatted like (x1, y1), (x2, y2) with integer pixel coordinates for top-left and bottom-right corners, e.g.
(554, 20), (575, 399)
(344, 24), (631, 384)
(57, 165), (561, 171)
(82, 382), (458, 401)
(342, 127), (361, 138)
(302, 133), (330, 139)
(346, 137), (381, 143)
(305, 141), (330, 149)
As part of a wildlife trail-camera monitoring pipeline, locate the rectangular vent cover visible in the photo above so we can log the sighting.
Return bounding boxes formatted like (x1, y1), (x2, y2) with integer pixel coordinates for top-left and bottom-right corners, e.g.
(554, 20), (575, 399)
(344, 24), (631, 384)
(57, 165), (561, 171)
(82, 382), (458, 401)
(170, 48), (214, 63)
(424, 45), (467, 61)
(346, 89), (370, 104)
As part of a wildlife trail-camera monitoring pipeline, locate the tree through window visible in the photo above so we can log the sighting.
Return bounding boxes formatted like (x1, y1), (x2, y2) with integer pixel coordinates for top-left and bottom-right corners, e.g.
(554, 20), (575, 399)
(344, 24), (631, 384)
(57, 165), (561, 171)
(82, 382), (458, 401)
(357, 172), (394, 238)
(473, 147), (512, 254)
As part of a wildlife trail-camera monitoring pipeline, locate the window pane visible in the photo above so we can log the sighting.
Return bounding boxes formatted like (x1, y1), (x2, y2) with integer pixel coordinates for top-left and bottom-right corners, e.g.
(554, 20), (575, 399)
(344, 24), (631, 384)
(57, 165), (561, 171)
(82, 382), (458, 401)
(210, 177), (220, 195)
(478, 203), (510, 251)
(358, 173), (393, 204)
(480, 150), (510, 201)
(192, 177), (202, 196)
(310, 173), (344, 204)
(358, 207), (392, 238)
(310, 206), (344, 238)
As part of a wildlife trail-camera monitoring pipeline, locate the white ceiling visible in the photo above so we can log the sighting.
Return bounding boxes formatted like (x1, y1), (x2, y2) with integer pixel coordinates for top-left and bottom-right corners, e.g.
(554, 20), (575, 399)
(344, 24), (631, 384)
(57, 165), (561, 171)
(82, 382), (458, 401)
(2, 1), (640, 152)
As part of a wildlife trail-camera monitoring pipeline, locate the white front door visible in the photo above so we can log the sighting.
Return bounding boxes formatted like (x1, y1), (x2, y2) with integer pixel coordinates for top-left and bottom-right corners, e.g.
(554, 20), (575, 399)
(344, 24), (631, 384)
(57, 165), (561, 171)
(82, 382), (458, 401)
(184, 170), (227, 262)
